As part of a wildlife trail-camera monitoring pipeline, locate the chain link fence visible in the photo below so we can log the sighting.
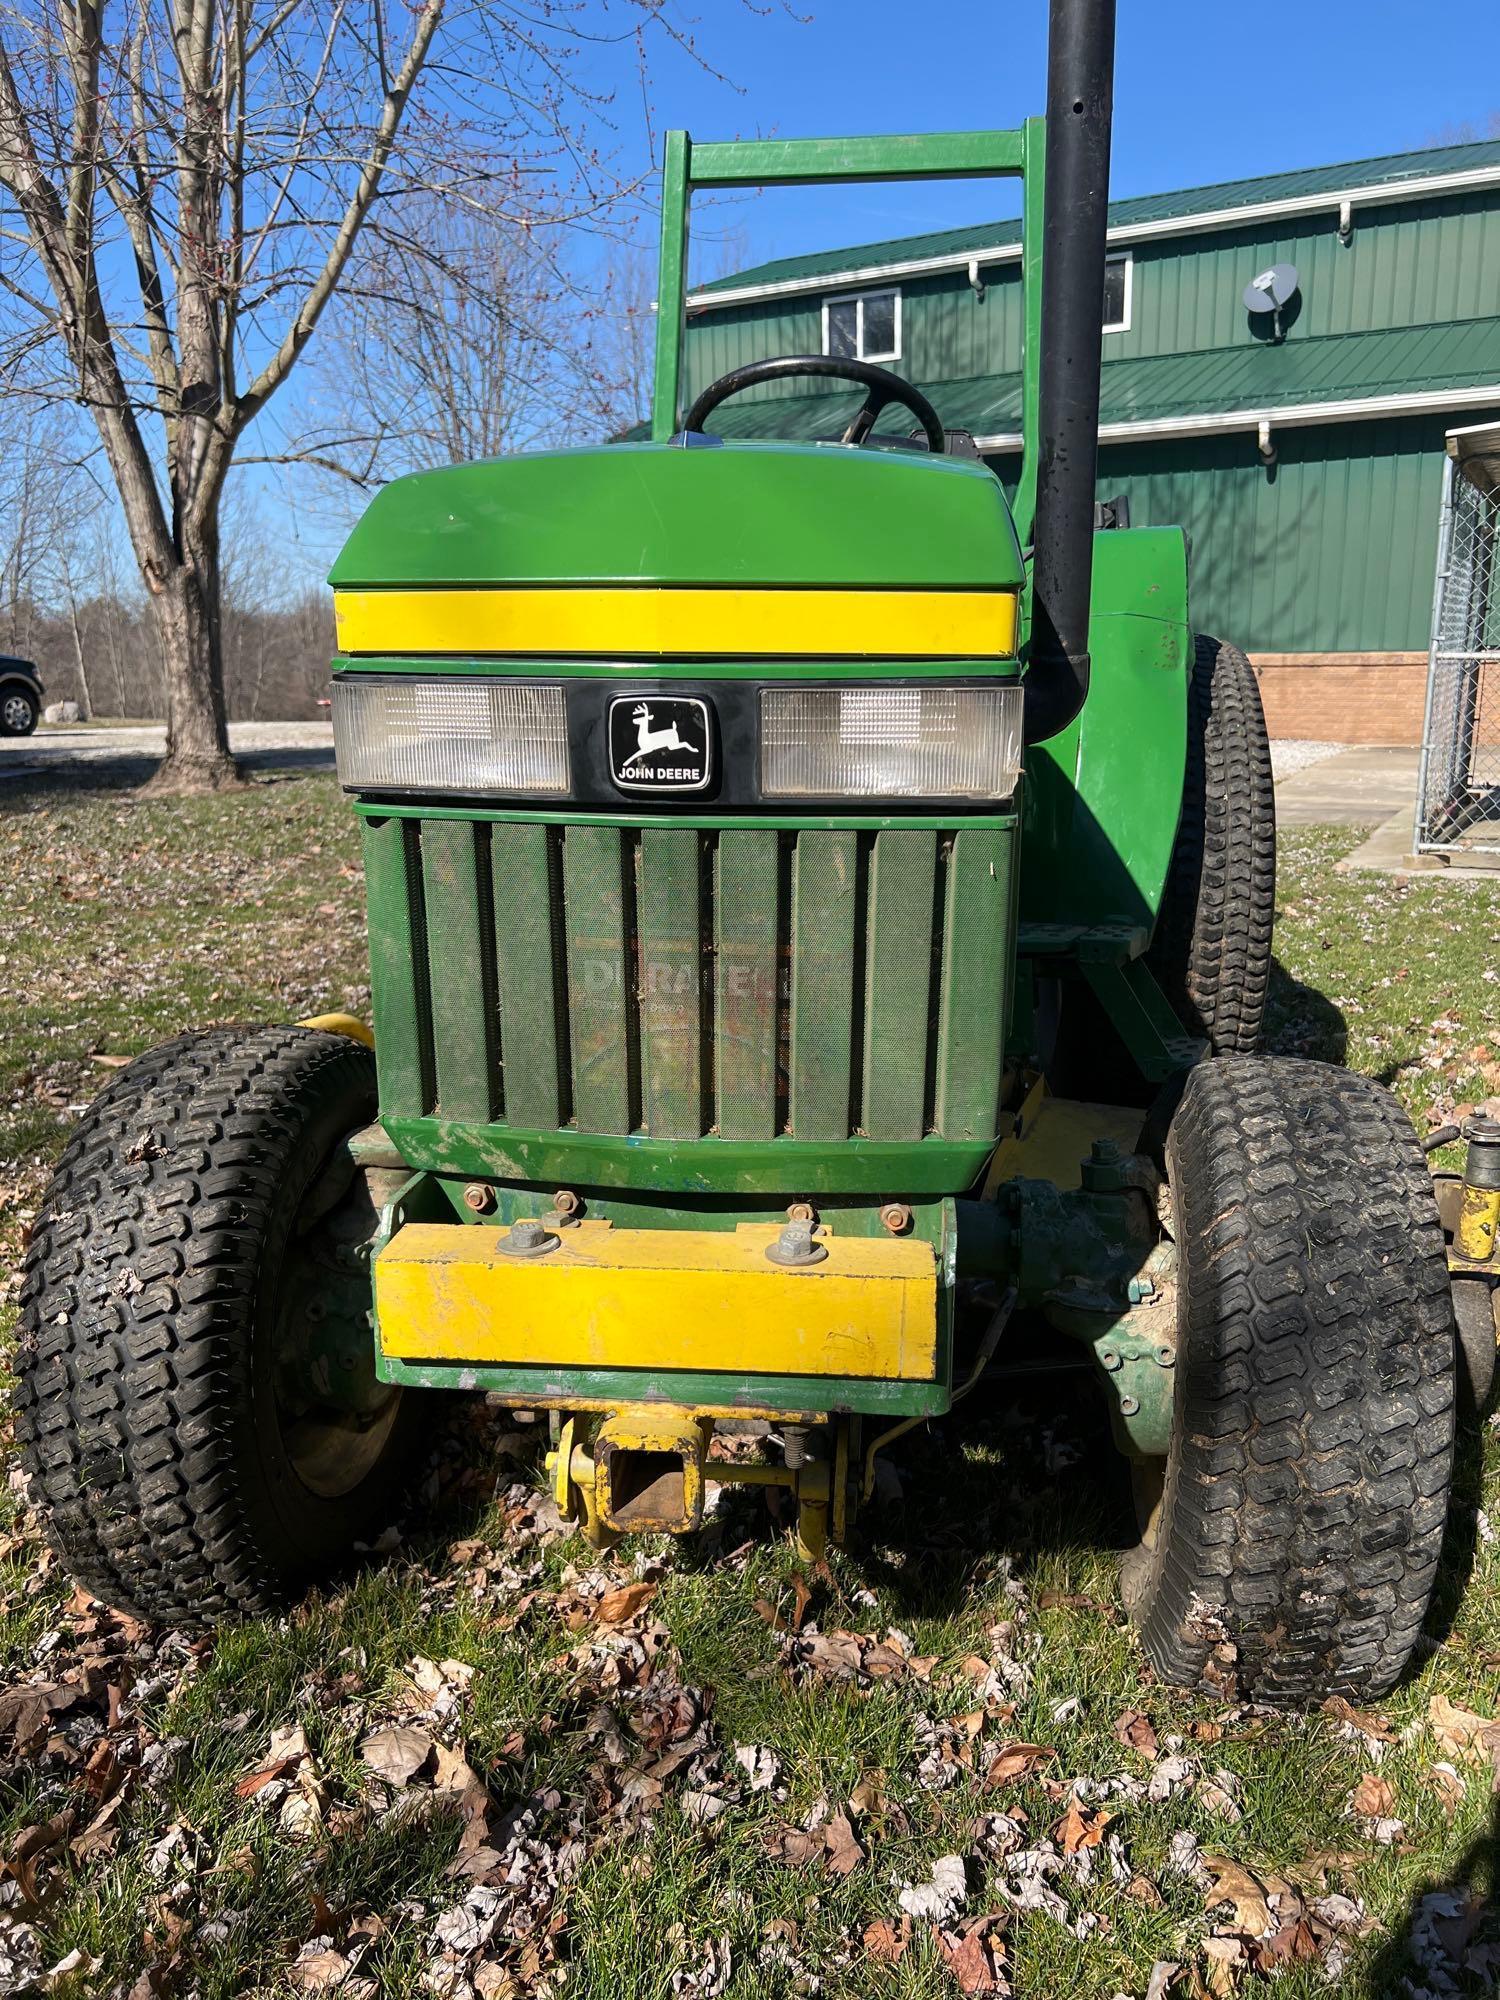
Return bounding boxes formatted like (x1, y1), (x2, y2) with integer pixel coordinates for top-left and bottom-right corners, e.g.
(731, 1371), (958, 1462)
(1416, 424), (1500, 854)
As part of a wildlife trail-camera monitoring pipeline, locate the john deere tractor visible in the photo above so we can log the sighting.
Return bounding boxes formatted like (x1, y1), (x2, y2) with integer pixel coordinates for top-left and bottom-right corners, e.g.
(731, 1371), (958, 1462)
(18, 0), (1495, 1704)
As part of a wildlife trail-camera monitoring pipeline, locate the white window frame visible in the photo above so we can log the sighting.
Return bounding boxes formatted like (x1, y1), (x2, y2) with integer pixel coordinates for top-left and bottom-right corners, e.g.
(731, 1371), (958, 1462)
(821, 287), (902, 363)
(1103, 252), (1133, 335)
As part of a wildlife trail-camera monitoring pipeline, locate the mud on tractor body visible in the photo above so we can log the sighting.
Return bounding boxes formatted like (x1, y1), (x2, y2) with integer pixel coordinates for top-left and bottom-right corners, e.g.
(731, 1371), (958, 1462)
(17, 0), (1496, 1705)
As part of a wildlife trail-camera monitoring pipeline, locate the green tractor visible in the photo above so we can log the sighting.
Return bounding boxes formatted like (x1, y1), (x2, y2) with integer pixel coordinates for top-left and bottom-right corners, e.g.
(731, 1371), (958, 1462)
(17, 0), (1492, 1705)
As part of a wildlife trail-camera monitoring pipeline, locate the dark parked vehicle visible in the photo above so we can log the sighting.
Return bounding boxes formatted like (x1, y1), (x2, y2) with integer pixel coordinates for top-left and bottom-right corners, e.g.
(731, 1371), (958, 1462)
(0, 656), (42, 736)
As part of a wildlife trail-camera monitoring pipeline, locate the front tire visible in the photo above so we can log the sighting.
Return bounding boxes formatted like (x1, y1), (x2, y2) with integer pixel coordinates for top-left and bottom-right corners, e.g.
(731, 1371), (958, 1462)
(1125, 1056), (1456, 1704)
(2, 686), (38, 736)
(15, 1027), (411, 1626)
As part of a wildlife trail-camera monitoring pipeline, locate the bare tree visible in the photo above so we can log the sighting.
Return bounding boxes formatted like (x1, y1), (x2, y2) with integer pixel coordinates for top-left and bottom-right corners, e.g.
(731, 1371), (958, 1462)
(0, 1), (720, 790)
(0, 395), (90, 654)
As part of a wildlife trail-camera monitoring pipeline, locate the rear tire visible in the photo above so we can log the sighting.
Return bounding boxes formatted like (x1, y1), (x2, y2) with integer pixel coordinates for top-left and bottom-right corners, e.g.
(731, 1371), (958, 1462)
(1147, 635), (1276, 1054)
(1124, 1055), (1456, 1704)
(14, 1027), (411, 1626)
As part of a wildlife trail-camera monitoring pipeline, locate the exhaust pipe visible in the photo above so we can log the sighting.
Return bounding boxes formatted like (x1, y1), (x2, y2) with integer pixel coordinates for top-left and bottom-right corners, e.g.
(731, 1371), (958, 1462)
(1026, 0), (1117, 742)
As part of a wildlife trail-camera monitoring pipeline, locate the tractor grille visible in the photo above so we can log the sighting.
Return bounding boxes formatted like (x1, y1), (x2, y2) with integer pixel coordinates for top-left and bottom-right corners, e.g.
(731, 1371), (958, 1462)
(361, 814), (1015, 1149)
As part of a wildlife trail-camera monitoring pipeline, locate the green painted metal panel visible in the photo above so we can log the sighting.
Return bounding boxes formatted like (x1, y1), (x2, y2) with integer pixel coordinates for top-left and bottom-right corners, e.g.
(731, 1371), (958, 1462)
(934, 827), (1011, 1140)
(563, 826), (634, 1136)
(861, 829), (937, 1143)
(376, 1353), (952, 1417)
(378, 1110), (996, 1196)
(1020, 526), (1190, 932)
(489, 821), (564, 1130)
(417, 821), (495, 1123)
(638, 828), (704, 1140)
(330, 440), (1024, 596)
(689, 130), (1024, 188)
(714, 829), (780, 1142)
(362, 816), (432, 1119)
(789, 830), (858, 1142)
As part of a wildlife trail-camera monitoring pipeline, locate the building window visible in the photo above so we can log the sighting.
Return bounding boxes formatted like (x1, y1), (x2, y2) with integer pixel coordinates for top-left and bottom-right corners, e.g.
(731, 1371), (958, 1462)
(1103, 253), (1132, 333)
(822, 288), (901, 363)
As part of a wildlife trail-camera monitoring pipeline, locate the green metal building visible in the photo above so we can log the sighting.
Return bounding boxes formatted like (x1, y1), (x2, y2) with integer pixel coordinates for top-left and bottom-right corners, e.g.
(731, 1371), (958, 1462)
(679, 139), (1500, 740)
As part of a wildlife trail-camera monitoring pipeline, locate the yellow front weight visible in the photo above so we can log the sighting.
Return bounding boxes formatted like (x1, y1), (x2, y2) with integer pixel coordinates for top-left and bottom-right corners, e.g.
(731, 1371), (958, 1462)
(375, 1220), (937, 1380)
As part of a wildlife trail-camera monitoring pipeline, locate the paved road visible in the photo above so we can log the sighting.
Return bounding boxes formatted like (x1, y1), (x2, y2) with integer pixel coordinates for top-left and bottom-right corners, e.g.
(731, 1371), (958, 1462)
(0, 719), (334, 784)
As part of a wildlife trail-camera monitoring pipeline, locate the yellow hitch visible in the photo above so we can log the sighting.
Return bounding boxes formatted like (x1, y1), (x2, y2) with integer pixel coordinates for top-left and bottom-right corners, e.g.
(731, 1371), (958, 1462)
(546, 1406), (856, 1560)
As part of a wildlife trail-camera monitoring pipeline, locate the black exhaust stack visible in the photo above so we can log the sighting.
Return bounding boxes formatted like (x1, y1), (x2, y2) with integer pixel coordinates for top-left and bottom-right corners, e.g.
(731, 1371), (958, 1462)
(1026, 0), (1117, 742)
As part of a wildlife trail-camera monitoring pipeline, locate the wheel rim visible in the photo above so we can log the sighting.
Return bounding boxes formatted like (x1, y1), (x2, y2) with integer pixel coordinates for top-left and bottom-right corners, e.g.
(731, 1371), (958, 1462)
(273, 1134), (402, 1500)
(3, 695), (32, 730)
(280, 1397), (403, 1499)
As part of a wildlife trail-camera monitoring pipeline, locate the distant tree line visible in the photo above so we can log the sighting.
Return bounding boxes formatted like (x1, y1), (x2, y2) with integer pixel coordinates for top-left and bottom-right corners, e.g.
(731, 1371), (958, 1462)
(4, 588), (334, 723)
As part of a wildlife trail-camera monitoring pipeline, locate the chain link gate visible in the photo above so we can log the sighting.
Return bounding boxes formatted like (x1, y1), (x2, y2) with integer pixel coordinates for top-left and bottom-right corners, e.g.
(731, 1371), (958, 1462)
(1416, 423), (1500, 855)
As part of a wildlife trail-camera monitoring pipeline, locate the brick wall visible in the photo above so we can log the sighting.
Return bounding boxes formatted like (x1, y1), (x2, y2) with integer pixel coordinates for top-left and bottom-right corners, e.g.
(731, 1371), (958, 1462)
(1248, 653), (1428, 744)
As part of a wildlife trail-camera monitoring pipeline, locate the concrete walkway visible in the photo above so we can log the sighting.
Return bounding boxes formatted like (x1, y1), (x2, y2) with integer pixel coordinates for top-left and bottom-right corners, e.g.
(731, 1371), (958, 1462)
(1273, 746), (1421, 827)
(1265, 742), (1500, 879)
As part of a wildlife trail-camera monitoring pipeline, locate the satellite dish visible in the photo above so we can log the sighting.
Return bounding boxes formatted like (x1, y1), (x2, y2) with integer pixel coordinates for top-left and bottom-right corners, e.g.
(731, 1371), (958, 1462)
(1242, 262), (1299, 314)
(1242, 261), (1299, 342)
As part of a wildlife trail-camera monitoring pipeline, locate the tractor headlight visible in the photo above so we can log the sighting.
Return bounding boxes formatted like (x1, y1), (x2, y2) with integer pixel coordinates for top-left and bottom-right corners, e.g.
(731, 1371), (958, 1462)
(759, 684), (1023, 800)
(331, 677), (569, 796)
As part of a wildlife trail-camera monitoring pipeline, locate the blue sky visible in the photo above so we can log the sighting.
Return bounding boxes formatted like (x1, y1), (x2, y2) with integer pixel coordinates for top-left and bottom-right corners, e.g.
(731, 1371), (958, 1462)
(600, 0), (1500, 279)
(255, 0), (1500, 584)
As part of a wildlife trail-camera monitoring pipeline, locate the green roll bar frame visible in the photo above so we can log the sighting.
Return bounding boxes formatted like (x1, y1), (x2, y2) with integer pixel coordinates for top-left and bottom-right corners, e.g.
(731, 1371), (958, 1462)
(650, 123), (1048, 542)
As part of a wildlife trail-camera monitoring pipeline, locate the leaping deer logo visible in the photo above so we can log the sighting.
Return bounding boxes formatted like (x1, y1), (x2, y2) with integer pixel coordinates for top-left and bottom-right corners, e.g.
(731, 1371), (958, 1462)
(621, 702), (700, 769)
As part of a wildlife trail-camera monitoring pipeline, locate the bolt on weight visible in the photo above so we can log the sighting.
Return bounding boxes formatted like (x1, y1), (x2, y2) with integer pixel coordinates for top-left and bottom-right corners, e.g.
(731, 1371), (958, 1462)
(499, 1217), (560, 1259)
(766, 1220), (828, 1267)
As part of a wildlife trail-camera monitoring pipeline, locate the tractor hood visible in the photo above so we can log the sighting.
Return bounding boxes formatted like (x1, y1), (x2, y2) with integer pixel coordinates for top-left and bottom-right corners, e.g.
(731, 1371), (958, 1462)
(329, 439), (1024, 593)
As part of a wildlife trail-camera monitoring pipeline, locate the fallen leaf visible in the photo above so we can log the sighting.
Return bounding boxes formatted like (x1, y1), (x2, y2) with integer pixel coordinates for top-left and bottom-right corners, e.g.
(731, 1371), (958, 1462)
(596, 1582), (655, 1625)
(898, 1853), (967, 1922)
(936, 1915), (1007, 1995)
(1322, 1695), (1396, 1743)
(1113, 1708), (1159, 1759)
(822, 1811), (863, 1877)
(1055, 1801), (1113, 1855)
(791, 1574), (814, 1632)
(431, 1742), (478, 1793)
(287, 1944), (354, 1993)
(1202, 1853), (1274, 1938)
(1428, 1693), (1498, 1765)
(984, 1741), (1053, 1789)
(1199, 1934), (1250, 1997)
(848, 1769), (884, 1818)
(1428, 1762), (1465, 1814)
(862, 1917), (907, 1964)
(1351, 1772), (1395, 1819)
(359, 1725), (433, 1786)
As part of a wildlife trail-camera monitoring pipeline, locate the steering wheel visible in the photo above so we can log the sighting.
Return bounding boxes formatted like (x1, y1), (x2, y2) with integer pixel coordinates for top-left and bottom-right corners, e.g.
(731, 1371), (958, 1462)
(682, 355), (947, 455)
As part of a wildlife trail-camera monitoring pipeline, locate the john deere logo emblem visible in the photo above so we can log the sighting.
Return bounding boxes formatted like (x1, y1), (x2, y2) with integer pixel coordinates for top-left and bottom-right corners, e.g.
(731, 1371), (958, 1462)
(608, 696), (712, 793)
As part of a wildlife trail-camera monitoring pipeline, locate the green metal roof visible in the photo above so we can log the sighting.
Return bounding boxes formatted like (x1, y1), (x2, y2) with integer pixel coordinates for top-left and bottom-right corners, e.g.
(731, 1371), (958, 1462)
(692, 138), (1500, 297)
(644, 316), (1500, 444)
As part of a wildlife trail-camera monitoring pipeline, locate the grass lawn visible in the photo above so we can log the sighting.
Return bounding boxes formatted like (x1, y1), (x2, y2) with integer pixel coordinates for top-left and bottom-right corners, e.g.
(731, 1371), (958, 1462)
(1, 769), (1498, 2000)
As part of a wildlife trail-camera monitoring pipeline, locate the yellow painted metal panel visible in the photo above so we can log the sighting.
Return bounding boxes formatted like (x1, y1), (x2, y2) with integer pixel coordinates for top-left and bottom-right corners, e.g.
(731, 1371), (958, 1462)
(376, 1220), (938, 1380)
(334, 586), (1017, 659)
